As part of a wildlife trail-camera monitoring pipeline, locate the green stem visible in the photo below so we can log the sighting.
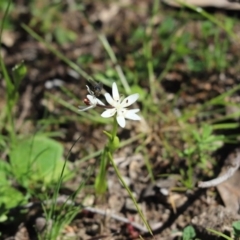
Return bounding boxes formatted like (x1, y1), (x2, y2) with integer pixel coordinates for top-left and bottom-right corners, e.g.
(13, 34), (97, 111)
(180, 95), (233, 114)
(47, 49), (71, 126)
(111, 116), (118, 143)
(0, 0), (16, 144)
(95, 149), (108, 194)
(107, 152), (153, 235)
(7, 102), (16, 144)
(95, 116), (118, 194)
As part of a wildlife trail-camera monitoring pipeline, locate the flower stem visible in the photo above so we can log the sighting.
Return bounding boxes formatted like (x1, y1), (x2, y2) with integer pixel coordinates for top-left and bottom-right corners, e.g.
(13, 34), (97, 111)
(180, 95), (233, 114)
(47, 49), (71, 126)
(111, 116), (118, 142)
(95, 149), (108, 194)
(95, 116), (118, 194)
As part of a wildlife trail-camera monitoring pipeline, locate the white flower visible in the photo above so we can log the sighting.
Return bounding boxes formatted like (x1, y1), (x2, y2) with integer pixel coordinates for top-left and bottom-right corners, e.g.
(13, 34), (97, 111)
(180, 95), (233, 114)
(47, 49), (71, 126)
(78, 94), (105, 111)
(101, 82), (141, 128)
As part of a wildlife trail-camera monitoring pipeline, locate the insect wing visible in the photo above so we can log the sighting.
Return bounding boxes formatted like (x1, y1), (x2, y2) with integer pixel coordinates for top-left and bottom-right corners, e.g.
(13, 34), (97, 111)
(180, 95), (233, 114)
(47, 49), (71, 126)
(87, 79), (102, 97)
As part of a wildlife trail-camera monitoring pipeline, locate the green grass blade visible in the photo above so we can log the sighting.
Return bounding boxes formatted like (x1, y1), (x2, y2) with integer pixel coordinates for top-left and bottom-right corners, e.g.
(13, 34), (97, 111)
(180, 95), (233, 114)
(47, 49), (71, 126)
(108, 152), (153, 235)
(21, 23), (93, 82)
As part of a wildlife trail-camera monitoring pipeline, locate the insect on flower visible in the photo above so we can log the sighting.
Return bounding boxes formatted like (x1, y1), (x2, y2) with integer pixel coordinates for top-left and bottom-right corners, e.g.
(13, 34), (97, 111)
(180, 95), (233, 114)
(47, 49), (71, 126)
(87, 79), (103, 97)
(79, 82), (141, 128)
(78, 80), (105, 112)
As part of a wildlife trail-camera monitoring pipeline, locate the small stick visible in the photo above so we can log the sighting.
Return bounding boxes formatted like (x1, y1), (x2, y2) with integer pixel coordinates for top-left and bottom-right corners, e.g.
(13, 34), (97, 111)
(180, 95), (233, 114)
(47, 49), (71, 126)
(198, 154), (240, 188)
(10, 195), (162, 233)
(84, 206), (162, 233)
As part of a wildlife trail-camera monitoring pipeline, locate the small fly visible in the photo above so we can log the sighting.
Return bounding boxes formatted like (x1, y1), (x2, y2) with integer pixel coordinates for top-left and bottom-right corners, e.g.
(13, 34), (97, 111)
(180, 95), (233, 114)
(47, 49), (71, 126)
(87, 79), (103, 97)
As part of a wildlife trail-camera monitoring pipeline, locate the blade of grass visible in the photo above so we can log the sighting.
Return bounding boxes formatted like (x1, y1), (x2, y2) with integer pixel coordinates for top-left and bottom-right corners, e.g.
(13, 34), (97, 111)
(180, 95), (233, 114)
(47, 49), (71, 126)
(212, 123), (240, 130)
(45, 92), (107, 124)
(0, 0), (16, 143)
(21, 24), (93, 82)
(98, 34), (131, 94)
(80, 12), (131, 94)
(179, 84), (240, 122)
(206, 228), (232, 240)
(0, 0), (14, 95)
(175, 0), (239, 41)
(144, 0), (162, 99)
(47, 136), (82, 239)
(108, 152), (153, 235)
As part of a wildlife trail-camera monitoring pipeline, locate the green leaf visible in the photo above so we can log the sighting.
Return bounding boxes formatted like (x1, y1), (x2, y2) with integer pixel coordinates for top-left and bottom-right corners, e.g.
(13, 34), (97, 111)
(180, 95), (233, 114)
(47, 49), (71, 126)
(130, 26), (145, 43)
(109, 135), (120, 152)
(103, 130), (112, 140)
(103, 131), (120, 151)
(192, 130), (201, 142)
(12, 61), (27, 89)
(183, 147), (195, 156)
(77, 54), (94, 65)
(0, 185), (26, 209)
(202, 125), (212, 139)
(0, 214), (8, 222)
(54, 27), (77, 45)
(233, 221), (240, 237)
(158, 17), (175, 36)
(10, 135), (71, 187)
(0, 160), (11, 186)
(186, 58), (205, 72)
(183, 225), (196, 240)
(131, 85), (147, 101)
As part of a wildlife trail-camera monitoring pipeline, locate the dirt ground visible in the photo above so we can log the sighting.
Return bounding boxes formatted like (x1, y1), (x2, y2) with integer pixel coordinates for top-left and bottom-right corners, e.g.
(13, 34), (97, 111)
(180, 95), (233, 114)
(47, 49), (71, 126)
(1, 0), (240, 239)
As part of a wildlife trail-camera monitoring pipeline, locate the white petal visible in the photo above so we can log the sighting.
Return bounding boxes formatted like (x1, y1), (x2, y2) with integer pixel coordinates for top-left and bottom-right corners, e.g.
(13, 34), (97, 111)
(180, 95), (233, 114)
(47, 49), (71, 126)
(112, 82), (120, 101)
(121, 93), (139, 107)
(87, 95), (104, 106)
(87, 95), (98, 105)
(124, 109), (141, 120)
(96, 98), (105, 106)
(78, 105), (95, 112)
(104, 93), (116, 106)
(117, 115), (126, 128)
(101, 109), (116, 118)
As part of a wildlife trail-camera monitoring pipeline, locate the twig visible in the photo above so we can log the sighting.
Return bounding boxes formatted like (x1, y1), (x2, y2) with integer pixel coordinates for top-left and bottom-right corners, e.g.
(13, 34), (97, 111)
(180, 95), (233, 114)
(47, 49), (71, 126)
(84, 206), (157, 233)
(198, 154), (240, 188)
